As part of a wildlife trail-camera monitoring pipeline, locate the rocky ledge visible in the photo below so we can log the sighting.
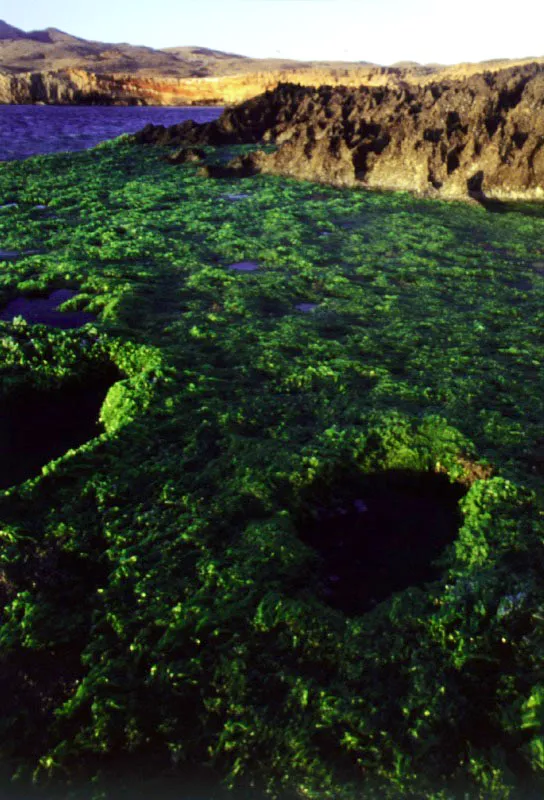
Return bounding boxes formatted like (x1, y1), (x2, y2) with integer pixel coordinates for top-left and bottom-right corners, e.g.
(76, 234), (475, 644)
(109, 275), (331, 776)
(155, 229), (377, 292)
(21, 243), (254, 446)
(134, 62), (544, 201)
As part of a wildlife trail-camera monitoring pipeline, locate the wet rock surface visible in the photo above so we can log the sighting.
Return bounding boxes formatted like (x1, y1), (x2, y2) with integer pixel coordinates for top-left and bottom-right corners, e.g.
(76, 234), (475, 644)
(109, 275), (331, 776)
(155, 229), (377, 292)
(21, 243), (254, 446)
(298, 470), (465, 615)
(135, 63), (544, 200)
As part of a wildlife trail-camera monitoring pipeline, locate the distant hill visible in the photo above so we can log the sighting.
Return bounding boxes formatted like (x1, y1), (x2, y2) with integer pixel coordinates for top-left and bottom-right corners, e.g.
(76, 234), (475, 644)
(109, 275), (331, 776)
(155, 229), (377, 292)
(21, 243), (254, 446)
(0, 19), (370, 77)
(24, 27), (90, 45)
(0, 19), (542, 106)
(0, 20), (29, 40)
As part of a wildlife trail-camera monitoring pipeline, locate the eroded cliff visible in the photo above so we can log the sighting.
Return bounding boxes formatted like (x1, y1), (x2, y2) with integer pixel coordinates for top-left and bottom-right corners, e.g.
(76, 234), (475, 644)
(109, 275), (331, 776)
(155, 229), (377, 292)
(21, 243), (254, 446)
(0, 65), (467, 106)
(2, 60), (544, 107)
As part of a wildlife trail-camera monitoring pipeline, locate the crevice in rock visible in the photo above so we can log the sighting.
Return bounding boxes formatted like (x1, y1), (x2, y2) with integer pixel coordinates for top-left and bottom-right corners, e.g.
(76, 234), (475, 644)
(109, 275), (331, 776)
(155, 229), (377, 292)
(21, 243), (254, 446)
(467, 169), (485, 195)
(424, 128), (443, 144)
(428, 169), (443, 189)
(447, 147), (462, 175)
(512, 130), (529, 149)
(498, 77), (530, 111)
(485, 113), (502, 138)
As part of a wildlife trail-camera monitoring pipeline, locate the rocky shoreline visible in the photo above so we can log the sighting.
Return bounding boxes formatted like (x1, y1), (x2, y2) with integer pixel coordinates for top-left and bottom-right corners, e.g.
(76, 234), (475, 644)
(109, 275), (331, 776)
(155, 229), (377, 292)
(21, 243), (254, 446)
(135, 62), (544, 201)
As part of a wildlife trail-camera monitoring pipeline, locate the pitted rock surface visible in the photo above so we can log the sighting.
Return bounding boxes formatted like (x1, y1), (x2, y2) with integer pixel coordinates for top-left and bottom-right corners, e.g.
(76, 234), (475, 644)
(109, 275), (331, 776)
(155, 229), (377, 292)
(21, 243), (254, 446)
(135, 63), (544, 200)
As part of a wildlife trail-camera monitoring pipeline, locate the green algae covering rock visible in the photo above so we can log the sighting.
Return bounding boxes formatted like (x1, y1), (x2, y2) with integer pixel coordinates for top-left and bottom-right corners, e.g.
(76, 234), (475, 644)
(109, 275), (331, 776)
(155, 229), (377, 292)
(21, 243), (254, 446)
(0, 137), (541, 800)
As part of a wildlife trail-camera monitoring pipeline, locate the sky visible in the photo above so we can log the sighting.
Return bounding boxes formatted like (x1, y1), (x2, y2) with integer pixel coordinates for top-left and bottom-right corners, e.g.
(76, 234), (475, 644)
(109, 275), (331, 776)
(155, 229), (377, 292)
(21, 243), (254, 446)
(2, 0), (543, 66)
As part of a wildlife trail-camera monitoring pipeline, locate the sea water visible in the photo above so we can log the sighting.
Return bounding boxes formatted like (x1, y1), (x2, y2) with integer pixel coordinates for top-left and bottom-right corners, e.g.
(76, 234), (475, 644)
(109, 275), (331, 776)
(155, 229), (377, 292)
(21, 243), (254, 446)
(0, 104), (223, 161)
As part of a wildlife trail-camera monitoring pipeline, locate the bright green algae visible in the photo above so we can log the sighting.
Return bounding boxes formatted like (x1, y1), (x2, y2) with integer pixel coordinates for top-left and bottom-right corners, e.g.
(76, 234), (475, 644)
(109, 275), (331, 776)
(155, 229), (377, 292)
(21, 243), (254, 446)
(0, 138), (542, 799)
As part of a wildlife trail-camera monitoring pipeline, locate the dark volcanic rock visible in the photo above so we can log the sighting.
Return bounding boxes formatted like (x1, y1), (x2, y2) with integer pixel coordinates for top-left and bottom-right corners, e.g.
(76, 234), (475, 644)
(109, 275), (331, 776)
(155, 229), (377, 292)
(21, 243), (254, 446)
(132, 87), (305, 147)
(134, 63), (544, 200)
(164, 146), (206, 164)
(197, 152), (265, 179)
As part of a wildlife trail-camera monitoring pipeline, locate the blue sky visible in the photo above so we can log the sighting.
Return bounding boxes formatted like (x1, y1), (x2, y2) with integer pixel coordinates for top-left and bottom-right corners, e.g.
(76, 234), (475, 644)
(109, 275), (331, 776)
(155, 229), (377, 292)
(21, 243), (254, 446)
(3, 0), (543, 66)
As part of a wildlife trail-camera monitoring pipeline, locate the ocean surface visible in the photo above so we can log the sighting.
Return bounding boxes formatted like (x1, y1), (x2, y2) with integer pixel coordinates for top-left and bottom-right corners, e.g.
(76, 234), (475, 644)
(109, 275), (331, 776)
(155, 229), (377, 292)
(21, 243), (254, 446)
(0, 105), (224, 162)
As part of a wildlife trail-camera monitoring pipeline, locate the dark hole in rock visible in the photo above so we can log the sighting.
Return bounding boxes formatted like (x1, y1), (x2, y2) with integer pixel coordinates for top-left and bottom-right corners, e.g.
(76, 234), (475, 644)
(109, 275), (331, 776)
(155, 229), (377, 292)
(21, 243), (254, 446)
(467, 170), (485, 196)
(254, 297), (288, 316)
(446, 149), (461, 175)
(423, 128), (443, 144)
(446, 111), (462, 135)
(427, 170), (443, 190)
(485, 114), (501, 138)
(298, 470), (466, 615)
(0, 368), (119, 489)
(0, 289), (96, 329)
(228, 261), (260, 272)
(498, 79), (528, 112)
(512, 130), (529, 149)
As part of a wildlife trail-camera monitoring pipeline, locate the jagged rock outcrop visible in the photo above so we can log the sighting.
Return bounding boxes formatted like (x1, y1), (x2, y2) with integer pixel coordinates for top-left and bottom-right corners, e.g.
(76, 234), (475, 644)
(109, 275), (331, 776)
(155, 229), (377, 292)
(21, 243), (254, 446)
(164, 146), (205, 164)
(135, 63), (544, 200)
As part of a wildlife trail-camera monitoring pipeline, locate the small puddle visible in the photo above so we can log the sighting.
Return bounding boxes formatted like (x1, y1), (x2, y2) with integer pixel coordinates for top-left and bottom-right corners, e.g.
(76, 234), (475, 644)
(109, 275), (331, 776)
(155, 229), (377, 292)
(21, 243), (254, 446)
(0, 203), (18, 210)
(505, 278), (533, 292)
(0, 249), (46, 261)
(297, 470), (465, 615)
(0, 368), (119, 490)
(0, 289), (96, 329)
(224, 193), (251, 201)
(228, 261), (260, 272)
(295, 303), (318, 313)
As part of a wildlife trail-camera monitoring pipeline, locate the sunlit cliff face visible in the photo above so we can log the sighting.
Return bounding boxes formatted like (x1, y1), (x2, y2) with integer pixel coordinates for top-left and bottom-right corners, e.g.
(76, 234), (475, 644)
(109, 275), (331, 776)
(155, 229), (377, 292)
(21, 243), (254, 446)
(1, 55), (543, 105)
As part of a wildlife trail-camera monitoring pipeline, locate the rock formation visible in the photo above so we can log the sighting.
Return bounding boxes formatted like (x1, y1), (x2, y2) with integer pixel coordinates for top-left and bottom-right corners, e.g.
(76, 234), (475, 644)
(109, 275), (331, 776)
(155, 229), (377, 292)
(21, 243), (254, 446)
(164, 146), (205, 164)
(135, 63), (544, 201)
